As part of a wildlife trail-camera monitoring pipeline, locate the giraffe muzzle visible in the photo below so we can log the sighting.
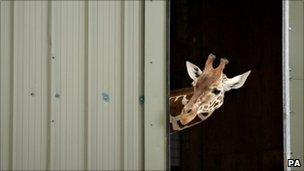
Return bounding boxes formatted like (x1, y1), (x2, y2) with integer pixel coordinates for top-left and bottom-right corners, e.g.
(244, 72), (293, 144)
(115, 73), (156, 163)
(180, 106), (199, 125)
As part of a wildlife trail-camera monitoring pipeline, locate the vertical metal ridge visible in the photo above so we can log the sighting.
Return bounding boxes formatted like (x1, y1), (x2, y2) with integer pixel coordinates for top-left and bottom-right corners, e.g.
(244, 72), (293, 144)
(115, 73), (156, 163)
(46, 1), (52, 170)
(120, 2), (124, 169)
(76, 3), (80, 169)
(166, 0), (170, 169)
(84, 1), (90, 170)
(33, 3), (37, 168)
(282, 1), (290, 171)
(131, 3), (134, 168)
(66, 3), (70, 168)
(70, 27), (74, 164)
(64, 4), (68, 168)
(27, 3), (32, 168)
(139, 1), (144, 168)
(141, 1), (145, 169)
(105, 1), (109, 167)
(132, 3), (135, 168)
(123, 2), (129, 169)
(89, 2), (97, 169)
(1, 1), (4, 169)
(27, 3), (31, 168)
(8, 1), (15, 170)
(39, 2), (46, 168)
(0, 2), (2, 169)
(108, 2), (112, 168)
(111, 3), (115, 165)
(12, 1), (20, 168)
(116, 3), (119, 168)
(35, 4), (39, 168)
(98, 2), (101, 168)
(120, 1), (125, 170)
(94, 2), (99, 169)
(105, 2), (109, 168)
(0, 4), (1, 150)
(114, 3), (117, 168)
(21, 2), (25, 168)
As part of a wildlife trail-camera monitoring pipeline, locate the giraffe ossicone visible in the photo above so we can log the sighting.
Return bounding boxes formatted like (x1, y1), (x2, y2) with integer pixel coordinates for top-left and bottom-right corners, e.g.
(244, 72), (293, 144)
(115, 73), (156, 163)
(170, 54), (251, 133)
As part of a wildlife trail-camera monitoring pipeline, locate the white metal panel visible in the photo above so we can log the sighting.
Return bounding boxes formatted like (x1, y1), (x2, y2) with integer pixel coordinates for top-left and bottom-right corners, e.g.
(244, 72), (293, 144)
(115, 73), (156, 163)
(13, 1), (49, 170)
(123, 1), (144, 170)
(1, 1), (146, 170)
(1, 1), (47, 169)
(144, 1), (167, 170)
(289, 1), (303, 80)
(50, 1), (86, 170)
(87, 1), (123, 170)
(290, 80), (303, 170)
(289, 1), (304, 171)
(0, 1), (13, 170)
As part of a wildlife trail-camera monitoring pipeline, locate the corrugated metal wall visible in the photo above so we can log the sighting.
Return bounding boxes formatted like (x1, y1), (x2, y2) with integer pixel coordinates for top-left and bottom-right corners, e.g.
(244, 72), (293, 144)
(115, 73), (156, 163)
(0, 1), (144, 170)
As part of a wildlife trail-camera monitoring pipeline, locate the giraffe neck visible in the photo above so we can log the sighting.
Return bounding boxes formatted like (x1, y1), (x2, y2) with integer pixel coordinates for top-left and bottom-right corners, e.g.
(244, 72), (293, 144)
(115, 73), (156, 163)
(169, 87), (201, 133)
(169, 87), (224, 133)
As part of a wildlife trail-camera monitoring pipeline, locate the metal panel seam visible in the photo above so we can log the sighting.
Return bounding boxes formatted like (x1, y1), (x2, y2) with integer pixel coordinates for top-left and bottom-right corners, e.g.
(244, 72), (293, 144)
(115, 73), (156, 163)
(46, 1), (53, 170)
(84, 1), (90, 170)
(121, 0), (125, 170)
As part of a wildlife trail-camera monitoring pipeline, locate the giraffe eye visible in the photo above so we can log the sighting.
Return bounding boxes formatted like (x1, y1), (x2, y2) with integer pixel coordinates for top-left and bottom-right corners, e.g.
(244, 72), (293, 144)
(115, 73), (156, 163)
(212, 88), (221, 95)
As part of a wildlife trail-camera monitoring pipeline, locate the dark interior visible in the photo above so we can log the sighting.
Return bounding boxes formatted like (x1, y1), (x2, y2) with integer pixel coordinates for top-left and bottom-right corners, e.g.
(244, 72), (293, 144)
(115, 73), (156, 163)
(169, 0), (283, 170)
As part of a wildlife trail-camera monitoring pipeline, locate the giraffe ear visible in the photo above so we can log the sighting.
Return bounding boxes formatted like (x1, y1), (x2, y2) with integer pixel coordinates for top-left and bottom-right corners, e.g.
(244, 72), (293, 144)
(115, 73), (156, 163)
(186, 61), (202, 81)
(223, 70), (251, 91)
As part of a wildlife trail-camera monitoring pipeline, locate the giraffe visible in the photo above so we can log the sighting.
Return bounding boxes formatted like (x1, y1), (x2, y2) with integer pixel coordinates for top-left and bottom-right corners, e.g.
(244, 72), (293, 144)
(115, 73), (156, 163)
(170, 54), (251, 133)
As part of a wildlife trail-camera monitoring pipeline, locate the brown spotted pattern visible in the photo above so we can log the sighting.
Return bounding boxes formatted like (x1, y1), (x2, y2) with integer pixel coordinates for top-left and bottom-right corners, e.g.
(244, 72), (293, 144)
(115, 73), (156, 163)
(169, 77), (226, 133)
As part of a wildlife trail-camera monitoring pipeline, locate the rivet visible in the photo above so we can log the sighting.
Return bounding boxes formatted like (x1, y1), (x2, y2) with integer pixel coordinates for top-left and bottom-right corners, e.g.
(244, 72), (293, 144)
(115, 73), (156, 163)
(55, 93), (60, 98)
(150, 61), (153, 64)
(51, 120), (54, 123)
(30, 92), (35, 96)
(139, 95), (144, 105)
(289, 27), (292, 31)
(150, 123), (153, 126)
(51, 56), (55, 59)
(102, 92), (110, 102)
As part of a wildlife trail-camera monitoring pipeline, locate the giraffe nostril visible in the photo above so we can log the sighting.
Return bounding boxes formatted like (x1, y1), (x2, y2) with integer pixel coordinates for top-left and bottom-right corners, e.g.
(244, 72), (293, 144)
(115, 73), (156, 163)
(186, 109), (192, 113)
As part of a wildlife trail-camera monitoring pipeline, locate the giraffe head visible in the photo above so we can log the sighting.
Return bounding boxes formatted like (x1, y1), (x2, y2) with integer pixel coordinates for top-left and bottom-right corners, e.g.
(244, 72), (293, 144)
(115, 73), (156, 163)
(179, 54), (251, 125)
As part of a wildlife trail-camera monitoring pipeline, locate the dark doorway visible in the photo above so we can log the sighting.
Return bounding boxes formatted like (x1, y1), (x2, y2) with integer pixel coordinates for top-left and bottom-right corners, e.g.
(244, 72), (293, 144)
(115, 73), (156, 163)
(169, 0), (283, 171)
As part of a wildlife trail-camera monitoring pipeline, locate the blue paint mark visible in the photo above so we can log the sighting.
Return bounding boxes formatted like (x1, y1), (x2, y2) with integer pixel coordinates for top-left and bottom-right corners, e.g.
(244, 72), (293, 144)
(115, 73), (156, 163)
(102, 92), (110, 102)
